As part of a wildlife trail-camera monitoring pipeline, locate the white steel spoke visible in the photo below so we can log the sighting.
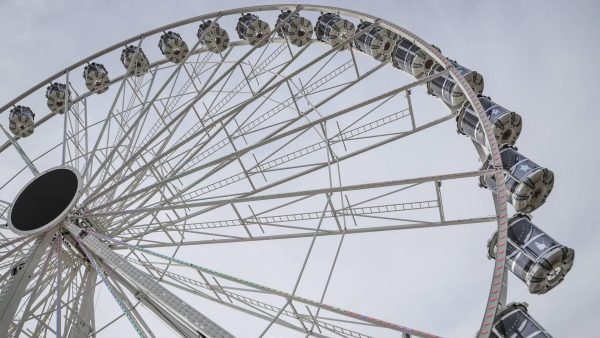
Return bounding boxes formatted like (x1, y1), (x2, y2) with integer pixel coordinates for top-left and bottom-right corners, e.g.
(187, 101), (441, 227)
(0, 125), (39, 175)
(80, 37), (145, 185)
(89, 230), (440, 338)
(65, 222), (234, 337)
(55, 236), (62, 337)
(81, 12), (304, 207)
(132, 257), (364, 338)
(0, 232), (54, 333)
(85, 169), (489, 220)
(61, 72), (70, 165)
(84, 69), (447, 217)
(70, 230), (147, 337)
(257, 196), (330, 337)
(0, 6), (537, 337)
(11, 237), (56, 337)
(81, 22), (380, 211)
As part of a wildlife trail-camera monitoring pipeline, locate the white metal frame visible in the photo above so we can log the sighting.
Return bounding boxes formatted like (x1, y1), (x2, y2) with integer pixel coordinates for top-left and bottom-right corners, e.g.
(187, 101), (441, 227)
(0, 4), (512, 338)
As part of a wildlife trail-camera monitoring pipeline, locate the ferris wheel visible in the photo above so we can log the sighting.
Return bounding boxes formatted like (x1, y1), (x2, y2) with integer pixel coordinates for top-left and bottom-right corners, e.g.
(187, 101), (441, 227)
(0, 4), (575, 338)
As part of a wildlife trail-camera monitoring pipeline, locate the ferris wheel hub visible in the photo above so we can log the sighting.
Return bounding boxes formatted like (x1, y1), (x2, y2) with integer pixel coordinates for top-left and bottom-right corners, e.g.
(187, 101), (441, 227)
(7, 166), (82, 236)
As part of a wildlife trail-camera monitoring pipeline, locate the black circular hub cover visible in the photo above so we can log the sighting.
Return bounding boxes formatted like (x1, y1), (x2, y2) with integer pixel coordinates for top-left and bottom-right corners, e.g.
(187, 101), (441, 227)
(10, 168), (79, 232)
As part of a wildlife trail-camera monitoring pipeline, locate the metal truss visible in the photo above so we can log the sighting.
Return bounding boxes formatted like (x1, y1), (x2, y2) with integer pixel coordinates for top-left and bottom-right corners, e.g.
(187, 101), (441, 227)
(0, 4), (511, 338)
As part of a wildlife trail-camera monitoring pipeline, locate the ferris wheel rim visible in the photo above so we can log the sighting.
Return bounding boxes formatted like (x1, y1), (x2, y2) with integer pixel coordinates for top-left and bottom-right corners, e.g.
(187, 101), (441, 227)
(0, 4), (511, 337)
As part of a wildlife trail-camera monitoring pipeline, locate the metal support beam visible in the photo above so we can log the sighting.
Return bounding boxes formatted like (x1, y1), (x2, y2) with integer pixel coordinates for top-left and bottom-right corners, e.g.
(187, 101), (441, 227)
(0, 231), (54, 333)
(106, 269), (202, 338)
(94, 231), (441, 338)
(85, 169), (491, 219)
(67, 267), (97, 338)
(434, 181), (445, 222)
(0, 125), (39, 175)
(64, 222), (233, 338)
(124, 216), (496, 248)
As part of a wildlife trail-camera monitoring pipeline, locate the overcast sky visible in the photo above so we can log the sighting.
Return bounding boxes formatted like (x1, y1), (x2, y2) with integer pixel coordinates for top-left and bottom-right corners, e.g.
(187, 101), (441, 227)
(0, 1), (598, 337)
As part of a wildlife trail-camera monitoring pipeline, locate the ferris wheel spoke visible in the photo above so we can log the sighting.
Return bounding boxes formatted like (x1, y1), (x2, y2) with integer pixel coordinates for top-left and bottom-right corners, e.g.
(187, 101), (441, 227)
(96, 67), (302, 218)
(84, 67), (246, 204)
(75, 90), (90, 170)
(0, 236), (35, 271)
(99, 265), (197, 338)
(92, 93), (176, 206)
(10, 235), (55, 337)
(91, 230), (439, 338)
(112, 43), (288, 200)
(70, 228), (149, 337)
(81, 37), (146, 187)
(83, 22), (379, 211)
(0, 6), (553, 336)
(8, 260), (68, 336)
(115, 74), (156, 151)
(201, 12), (307, 125)
(0, 125), (39, 176)
(64, 102), (87, 170)
(0, 232), (55, 334)
(261, 63), (441, 151)
(124, 212), (495, 248)
(27, 274), (70, 337)
(178, 52), (216, 99)
(54, 237), (63, 336)
(203, 45), (308, 145)
(90, 42), (311, 215)
(101, 112), (457, 240)
(0, 104), (138, 192)
(92, 93), (186, 209)
(93, 60), (186, 182)
(92, 116), (197, 214)
(101, 99), (448, 236)
(92, 123), (205, 228)
(118, 51), (209, 162)
(65, 221), (235, 337)
(146, 264), (363, 338)
(129, 256), (337, 338)
(90, 169), (493, 246)
(97, 270), (158, 338)
(0, 110), (120, 196)
(258, 191), (334, 337)
(86, 70), (156, 194)
(157, 42), (316, 188)
(81, 13), (304, 207)
(0, 234), (33, 253)
(203, 44), (286, 122)
(48, 264), (99, 338)
(304, 230), (347, 338)
(84, 69), (420, 214)
(206, 59), (420, 171)
(26, 299), (56, 337)
(176, 104), (410, 204)
(125, 51), (215, 166)
(99, 51), (232, 211)
(19, 247), (85, 337)
(54, 265), (94, 338)
(0, 200), (9, 222)
(60, 71), (72, 166)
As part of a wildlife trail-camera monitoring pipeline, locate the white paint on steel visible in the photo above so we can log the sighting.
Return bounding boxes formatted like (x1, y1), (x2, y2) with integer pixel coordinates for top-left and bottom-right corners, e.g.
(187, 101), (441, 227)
(0, 5), (513, 337)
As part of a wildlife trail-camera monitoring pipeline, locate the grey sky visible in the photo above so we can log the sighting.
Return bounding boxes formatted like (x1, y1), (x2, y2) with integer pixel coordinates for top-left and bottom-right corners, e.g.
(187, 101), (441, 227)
(0, 0), (598, 337)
